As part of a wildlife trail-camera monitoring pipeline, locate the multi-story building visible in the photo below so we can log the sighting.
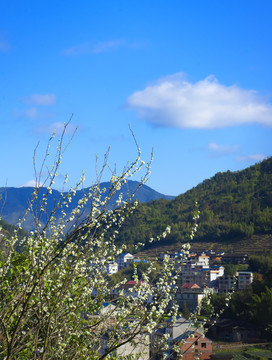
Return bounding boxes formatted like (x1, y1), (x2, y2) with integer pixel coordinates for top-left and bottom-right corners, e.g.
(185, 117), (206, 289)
(218, 275), (236, 293)
(181, 264), (224, 288)
(222, 253), (248, 264)
(196, 254), (210, 267)
(237, 271), (253, 290)
(179, 332), (213, 360)
(176, 283), (212, 312)
(218, 271), (253, 292)
(116, 253), (134, 268)
(209, 266), (225, 287)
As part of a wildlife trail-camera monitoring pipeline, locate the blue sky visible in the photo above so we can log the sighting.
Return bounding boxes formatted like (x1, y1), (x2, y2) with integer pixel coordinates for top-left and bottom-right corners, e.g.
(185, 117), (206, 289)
(1, 0), (272, 196)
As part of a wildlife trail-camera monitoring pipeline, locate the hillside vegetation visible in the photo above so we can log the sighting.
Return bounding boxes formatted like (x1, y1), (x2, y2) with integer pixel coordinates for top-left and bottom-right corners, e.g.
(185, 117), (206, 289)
(115, 157), (272, 250)
(0, 219), (27, 256)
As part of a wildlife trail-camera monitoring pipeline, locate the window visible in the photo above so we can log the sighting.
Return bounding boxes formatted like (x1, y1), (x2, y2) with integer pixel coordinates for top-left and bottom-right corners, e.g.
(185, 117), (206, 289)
(201, 343), (206, 348)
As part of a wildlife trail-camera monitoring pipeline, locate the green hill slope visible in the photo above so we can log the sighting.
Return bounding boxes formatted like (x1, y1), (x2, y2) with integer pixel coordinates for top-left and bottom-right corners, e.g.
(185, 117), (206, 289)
(115, 157), (272, 249)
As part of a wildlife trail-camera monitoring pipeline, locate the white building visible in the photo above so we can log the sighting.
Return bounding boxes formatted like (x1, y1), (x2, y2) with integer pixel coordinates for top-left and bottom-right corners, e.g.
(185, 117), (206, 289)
(209, 266), (225, 287)
(116, 253), (134, 268)
(106, 261), (118, 275)
(237, 271), (253, 290)
(196, 254), (210, 267)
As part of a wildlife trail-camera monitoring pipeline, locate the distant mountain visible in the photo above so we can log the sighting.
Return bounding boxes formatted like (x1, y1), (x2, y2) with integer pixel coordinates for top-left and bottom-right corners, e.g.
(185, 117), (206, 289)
(0, 181), (174, 231)
(114, 157), (272, 249)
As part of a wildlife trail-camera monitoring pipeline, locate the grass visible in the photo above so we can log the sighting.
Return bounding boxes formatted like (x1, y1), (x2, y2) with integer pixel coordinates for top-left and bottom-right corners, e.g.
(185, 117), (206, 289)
(212, 343), (272, 360)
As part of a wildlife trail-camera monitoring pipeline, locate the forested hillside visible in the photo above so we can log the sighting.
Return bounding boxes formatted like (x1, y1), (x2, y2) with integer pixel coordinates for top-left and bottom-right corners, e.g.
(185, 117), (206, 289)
(115, 157), (272, 249)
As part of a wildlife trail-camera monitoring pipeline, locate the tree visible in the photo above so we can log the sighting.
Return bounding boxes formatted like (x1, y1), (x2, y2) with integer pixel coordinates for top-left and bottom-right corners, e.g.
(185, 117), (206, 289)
(223, 264), (237, 276)
(0, 123), (203, 360)
(248, 287), (272, 339)
(181, 303), (190, 319)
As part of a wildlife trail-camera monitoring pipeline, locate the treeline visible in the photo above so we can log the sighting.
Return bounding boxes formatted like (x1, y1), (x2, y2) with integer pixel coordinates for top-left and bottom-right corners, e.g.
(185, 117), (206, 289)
(114, 157), (272, 250)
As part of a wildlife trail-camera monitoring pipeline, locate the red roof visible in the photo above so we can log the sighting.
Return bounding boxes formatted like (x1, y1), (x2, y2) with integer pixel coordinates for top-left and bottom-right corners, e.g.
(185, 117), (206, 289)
(181, 283), (200, 289)
(126, 280), (145, 285)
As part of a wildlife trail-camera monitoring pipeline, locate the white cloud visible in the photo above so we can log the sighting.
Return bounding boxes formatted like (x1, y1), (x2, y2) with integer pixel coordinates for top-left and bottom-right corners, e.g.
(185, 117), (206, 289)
(208, 142), (240, 155)
(19, 180), (41, 187)
(236, 154), (267, 162)
(21, 94), (56, 106)
(126, 73), (272, 129)
(62, 39), (124, 56)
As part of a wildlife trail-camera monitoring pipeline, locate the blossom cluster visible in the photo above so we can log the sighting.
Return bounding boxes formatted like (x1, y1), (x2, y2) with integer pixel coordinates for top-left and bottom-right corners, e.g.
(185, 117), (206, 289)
(0, 124), (216, 360)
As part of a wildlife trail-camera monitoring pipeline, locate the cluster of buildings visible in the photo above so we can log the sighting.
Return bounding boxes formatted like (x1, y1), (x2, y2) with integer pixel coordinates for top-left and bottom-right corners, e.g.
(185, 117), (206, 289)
(99, 250), (255, 358)
(106, 251), (253, 314)
(173, 251), (253, 312)
(152, 317), (213, 360)
(98, 303), (213, 360)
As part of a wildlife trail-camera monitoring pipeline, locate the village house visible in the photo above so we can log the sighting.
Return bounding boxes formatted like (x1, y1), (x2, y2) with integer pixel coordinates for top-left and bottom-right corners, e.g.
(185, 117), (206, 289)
(110, 280), (153, 302)
(221, 253), (248, 264)
(165, 316), (196, 340)
(106, 261), (118, 275)
(237, 271), (253, 290)
(116, 252), (134, 268)
(100, 331), (150, 359)
(195, 254), (210, 267)
(176, 283), (210, 312)
(179, 331), (213, 360)
(218, 275), (236, 293)
(151, 317), (209, 359)
(115, 334), (150, 359)
(209, 266), (225, 287)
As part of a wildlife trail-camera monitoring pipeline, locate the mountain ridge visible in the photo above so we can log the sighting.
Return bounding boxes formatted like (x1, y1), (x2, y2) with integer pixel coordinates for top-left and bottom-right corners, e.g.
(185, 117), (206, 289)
(0, 180), (174, 231)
